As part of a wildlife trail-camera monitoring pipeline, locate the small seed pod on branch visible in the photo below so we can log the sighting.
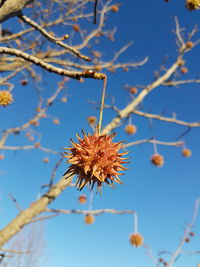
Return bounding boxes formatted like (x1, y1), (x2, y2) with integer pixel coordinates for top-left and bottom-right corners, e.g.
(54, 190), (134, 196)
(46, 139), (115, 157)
(0, 91), (13, 107)
(84, 214), (95, 224)
(151, 154), (164, 167)
(129, 232), (144, 247)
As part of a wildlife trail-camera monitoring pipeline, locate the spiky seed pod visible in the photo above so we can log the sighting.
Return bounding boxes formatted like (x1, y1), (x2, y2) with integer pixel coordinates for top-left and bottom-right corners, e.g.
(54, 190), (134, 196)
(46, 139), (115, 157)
(189, 231), (195, 236)
(0, 91), (13, 107)
(43, 157), (49, 163)
(21, 79), (28, 86)
(125, 124), (137, 135)
(0, 155), (5, 160)
(34, 142), (40, 148)
(163, 262), (168, 267)
(53, 119), (60, 125)
(186, 41), (194, 49)
(29, 119), (39, 126)
(84, 214), (95, 224)
(129, 233), (144, 247)
(87, 116), (97, 125)
(73, 24), (80, 32)
(61, 97), (67, 103)
(151, 154), (164, 167)
(64, 131), (128, 191)
(185, 237), (190, 243)
(185, 0), (200, 10)
(158, 258), (163, 263)
(182, 148), (192, 157)
(111, 4), (119, 12)
(36, 107), (42, 112)
(178, 59), (185, 67)
(78, 194), (87, 204)
(181, 67), (188, 74)
(130, 87), (138, 94)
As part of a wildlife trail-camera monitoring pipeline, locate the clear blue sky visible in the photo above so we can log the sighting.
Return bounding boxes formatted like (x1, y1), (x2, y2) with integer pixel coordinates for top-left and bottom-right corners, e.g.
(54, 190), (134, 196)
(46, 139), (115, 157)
(0, 1), (200, 267)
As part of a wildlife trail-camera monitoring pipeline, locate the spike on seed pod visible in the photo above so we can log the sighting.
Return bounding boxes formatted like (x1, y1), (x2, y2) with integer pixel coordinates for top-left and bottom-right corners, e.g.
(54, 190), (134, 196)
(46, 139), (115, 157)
(129, 233), (144, 247)
(151, 154), (164, 167)
(84, 214), (95, 224)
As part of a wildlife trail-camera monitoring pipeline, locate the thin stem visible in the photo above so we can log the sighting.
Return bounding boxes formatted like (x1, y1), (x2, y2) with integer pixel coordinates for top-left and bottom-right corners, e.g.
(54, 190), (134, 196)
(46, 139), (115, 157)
(98, 76), (107, 134)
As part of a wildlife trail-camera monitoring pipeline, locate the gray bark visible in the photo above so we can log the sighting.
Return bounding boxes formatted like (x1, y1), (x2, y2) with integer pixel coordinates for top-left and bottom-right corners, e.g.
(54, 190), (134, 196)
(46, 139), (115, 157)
(0, 0), (33, 23)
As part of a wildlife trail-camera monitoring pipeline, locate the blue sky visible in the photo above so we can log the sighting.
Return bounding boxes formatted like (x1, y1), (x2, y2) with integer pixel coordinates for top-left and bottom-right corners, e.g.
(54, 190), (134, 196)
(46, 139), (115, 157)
(1, 0), (200, 266)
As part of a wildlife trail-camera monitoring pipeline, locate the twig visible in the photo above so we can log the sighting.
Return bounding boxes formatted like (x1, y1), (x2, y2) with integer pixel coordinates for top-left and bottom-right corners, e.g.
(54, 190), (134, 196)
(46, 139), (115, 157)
(18, 13), (91, 62)
(133, 110), (200, 128)
(123, 139), (183, 149)
(45, 208), (134, 216)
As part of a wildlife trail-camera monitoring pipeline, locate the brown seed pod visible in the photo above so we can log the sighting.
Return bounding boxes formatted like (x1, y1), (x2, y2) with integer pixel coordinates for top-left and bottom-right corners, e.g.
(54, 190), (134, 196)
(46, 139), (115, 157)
(72, 24), (80, 32)
(186, 41), (194, 49)
(185, 237), (190, 243)
(53, 119), (60, 125)
(129, 233), (144, 247)
(21, 79), (28, 86)
(111, 4), (119, 12)
(43, 157), (49, 163)
(125, 124), (137, 135)
(34, 142), (40, 148)
(130, 87), (138, 94)
(151, 154), (164, 167)
(84, 214), (95, 224)
(78, 194), (87, 204)
(180, 67), (188, 74)
(87, 116), (97, 125)
(0, 154), (5, 160)
(64, 131), (128, 191)
(182, 148), (192, 157)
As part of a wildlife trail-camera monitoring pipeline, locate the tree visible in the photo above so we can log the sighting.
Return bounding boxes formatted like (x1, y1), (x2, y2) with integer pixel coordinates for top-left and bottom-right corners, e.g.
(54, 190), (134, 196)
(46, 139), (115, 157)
(0, 0), (200, 266)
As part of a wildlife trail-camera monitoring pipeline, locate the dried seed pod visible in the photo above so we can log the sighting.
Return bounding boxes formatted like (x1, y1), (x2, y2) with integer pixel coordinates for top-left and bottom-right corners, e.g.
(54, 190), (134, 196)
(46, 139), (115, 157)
(0, 91), (13, 107)
(151, 154), (164, 167)
(64, 131), (128, 191)
(78, 194), (87, 204)
(125, 124), (137, 135)
(182, 148), (192, 157)
(129, 233), (144, 247)
(84, 214), (95, 224)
